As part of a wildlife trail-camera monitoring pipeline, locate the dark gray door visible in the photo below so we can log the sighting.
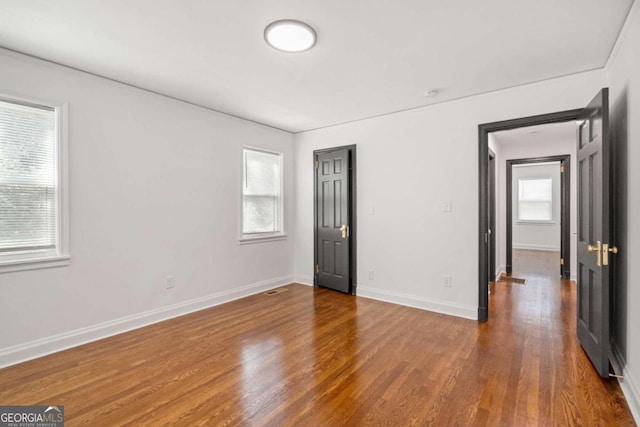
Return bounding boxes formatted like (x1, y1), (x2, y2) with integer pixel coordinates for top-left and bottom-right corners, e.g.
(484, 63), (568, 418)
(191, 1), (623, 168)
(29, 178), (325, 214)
(316, 149), (350, 293)
(576, 88), (613, 378)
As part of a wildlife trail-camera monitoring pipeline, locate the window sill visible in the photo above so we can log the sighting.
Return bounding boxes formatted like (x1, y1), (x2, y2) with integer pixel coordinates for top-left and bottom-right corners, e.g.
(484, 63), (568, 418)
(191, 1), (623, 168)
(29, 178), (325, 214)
(0, 255), (71, 274)
(516, 221), (556, 226)
(239, 234), (288, 245)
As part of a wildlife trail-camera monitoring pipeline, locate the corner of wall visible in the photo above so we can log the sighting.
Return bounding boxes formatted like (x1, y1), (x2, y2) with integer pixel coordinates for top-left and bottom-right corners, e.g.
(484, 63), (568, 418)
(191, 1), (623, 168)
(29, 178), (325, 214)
(356, 285), (477, 320)
(294, 275), (314, 286)
(605, 0), (640, 70)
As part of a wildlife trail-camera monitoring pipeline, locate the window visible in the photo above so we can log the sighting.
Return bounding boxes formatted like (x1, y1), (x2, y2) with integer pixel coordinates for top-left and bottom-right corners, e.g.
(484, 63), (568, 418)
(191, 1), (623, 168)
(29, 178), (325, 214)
(517, 178), (552, 222)
(241, 148), (284, 240)
(0, 95), (69, 272)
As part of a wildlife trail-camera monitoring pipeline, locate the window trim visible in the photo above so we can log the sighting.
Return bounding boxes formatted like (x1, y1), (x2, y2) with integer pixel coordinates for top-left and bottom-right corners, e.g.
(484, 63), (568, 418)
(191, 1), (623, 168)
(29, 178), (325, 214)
(516, 176), (554, 224)
(239, 146), (286, 243)
(0, 92), (70, 273)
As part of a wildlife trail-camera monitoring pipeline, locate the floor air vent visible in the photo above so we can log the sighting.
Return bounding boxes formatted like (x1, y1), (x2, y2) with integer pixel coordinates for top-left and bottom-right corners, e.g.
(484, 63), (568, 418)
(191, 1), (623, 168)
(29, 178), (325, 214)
(498, 274), (526, 284)
(264, 287), (289, 296)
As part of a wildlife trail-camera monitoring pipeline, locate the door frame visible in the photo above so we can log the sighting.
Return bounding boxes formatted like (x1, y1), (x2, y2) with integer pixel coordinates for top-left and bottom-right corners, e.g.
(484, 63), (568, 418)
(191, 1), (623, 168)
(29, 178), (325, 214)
(313, 145), (357, 295)
(506, 155), (571, 279)
(478, 109), (581, 321)
(488, 148), (496, 282)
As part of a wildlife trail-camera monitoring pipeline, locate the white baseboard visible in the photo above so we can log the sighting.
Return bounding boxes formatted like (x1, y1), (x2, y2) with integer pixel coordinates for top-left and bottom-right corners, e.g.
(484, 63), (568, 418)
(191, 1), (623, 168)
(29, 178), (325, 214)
(294, 275), (314, 286)
(356, 285), (477, 320)
(0, 275), (293, 369)
(611, 344), (640, 424)
(512, 244), (560, 251)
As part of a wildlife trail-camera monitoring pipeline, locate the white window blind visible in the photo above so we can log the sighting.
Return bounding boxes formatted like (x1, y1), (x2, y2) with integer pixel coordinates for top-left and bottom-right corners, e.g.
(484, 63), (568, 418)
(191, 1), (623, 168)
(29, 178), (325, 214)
(242, 148), (282, 235)
(0, 98), (58, 253)
(518, 178), (552, 221)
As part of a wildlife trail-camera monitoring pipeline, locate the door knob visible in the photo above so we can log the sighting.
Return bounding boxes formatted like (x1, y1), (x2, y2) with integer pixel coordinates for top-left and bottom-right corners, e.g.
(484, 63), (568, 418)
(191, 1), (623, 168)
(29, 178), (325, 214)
(602, 243), (619, 266)
(340, 224), (349, 238)
(588, 241), (601, 267)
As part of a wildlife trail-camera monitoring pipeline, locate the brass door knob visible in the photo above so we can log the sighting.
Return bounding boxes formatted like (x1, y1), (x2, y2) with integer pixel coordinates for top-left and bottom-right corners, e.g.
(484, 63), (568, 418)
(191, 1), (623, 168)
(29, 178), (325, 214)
(588, 241), (602, 267)
(603, 244), (618, 266)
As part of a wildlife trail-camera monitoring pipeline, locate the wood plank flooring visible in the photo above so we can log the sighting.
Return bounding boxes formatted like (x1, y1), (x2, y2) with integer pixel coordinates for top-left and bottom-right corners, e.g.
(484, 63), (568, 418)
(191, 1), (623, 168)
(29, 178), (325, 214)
(512, 248), (561, 276)
(0, 262), (635, 425)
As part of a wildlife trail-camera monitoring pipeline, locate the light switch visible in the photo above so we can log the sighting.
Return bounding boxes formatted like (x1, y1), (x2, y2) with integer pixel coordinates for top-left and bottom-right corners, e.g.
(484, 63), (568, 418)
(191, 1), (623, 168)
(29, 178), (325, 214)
(442, 200), (452, 212)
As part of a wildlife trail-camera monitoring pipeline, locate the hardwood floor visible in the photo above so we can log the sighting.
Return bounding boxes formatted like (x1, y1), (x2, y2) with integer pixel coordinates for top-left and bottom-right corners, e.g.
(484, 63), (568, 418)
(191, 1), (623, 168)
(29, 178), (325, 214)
(0, 272), (635, 425)
(512, 248), (560, 276)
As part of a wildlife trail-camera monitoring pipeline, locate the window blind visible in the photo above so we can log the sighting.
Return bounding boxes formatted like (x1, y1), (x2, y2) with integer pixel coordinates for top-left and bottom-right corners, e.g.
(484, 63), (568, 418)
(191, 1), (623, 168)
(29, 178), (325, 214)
(243, 148), (282, 234)
(0, 98), (57, 253)
(518, 178), (552, 221)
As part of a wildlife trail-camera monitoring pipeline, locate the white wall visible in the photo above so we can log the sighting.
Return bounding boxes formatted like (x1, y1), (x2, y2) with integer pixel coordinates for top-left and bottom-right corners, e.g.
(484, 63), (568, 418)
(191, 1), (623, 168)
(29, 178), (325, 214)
(0, 49), (295, 367)
(294, 69), (605, 319)
(512, 163), (561, 251)
(494, 136), (577, 278)
(606, 1), (640, 420)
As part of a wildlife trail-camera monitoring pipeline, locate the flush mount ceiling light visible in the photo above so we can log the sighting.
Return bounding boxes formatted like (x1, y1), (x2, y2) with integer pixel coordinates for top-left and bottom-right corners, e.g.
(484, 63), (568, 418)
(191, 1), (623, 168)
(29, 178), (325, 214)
(264, 20), (317, 53)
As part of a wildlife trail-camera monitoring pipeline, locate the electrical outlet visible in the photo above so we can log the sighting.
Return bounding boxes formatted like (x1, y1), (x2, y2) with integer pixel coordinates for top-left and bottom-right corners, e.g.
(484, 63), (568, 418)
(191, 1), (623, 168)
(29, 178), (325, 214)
(443, 275), (452, 287)
(166, 275), (175, 289)
(368, 270), (375, 280)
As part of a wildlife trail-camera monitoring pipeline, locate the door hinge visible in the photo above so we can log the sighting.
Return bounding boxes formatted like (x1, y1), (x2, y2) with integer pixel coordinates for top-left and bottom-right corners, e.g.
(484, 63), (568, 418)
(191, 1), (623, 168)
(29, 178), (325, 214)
(560, 165), (565, 173)
(315, 161), (319, 169)
(560, 258), (564, 265)
(316, 264), (319, 274)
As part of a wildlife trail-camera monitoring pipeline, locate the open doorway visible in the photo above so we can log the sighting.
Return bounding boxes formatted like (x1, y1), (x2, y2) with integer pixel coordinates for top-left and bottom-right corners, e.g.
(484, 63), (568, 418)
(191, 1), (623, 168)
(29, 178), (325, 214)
(477, 109), (581, 322)
(500, 153), (577, 279)
(479, 89), (616, 379)
(489, 123), (576, 283)
(488, 126), (575, 305)
(507, 158), (567, 279)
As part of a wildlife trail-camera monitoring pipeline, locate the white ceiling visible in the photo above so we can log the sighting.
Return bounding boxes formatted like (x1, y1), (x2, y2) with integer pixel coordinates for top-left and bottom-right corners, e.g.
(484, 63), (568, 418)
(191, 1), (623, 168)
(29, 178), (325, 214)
(0, 1), (634, 133)
(491, 121), (577, 146)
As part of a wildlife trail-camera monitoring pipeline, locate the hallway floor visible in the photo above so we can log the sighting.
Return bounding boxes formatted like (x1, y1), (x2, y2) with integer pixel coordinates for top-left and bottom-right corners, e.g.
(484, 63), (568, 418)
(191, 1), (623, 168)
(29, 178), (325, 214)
(511, 248), (561, 277)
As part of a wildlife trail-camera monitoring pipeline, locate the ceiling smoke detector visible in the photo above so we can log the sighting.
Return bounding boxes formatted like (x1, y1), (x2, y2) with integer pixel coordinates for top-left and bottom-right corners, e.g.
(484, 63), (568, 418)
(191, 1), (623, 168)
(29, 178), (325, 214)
(264, 20), (317, 53)
(423, 89), (439, 98)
